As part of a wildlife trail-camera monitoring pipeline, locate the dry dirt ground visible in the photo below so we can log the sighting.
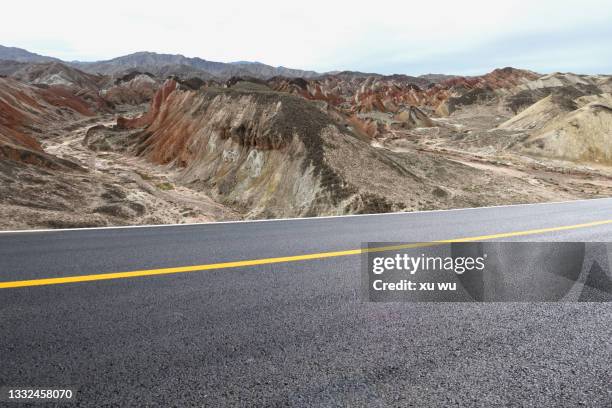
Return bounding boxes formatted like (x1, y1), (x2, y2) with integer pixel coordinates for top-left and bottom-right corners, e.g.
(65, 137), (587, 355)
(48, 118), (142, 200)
(0, 111), (239, 230)
(379, 105), (612, 201)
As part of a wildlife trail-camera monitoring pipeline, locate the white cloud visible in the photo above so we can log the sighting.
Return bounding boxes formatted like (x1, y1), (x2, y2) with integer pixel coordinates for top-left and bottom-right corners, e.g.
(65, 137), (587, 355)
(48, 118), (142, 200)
(3, 0), (611, 74)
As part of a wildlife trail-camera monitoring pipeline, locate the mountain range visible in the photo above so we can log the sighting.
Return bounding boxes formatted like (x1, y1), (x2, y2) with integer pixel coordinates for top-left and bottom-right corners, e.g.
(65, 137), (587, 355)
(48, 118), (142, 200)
(0, 44), (456, 81)
(0, 45), (60, 63)
(0, 45), (321, 80)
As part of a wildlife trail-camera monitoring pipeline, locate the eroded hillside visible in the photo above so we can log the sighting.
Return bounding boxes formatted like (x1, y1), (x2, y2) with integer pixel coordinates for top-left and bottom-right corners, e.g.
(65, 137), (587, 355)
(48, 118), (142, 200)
(0, 77), (238, 229)
(84, 79), (596, 220)
(1, 58), (611, 230)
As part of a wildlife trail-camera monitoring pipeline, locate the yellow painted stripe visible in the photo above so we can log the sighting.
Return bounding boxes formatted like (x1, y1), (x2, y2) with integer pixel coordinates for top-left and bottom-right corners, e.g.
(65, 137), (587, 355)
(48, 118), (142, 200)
(1, 219), (611, 289)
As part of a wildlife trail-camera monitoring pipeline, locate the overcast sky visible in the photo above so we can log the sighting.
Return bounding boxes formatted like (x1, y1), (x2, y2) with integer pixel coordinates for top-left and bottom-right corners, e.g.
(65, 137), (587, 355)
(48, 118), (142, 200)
(3, 0), (611, 75)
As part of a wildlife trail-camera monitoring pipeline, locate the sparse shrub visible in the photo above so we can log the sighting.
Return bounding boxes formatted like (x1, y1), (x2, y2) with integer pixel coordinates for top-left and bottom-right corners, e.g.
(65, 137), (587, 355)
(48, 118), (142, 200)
(157, 182), (175, 191)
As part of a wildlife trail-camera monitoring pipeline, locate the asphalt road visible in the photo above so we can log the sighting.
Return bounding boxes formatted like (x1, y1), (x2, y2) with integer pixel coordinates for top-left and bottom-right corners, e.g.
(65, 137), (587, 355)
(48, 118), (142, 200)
(1, 199), (611, 407)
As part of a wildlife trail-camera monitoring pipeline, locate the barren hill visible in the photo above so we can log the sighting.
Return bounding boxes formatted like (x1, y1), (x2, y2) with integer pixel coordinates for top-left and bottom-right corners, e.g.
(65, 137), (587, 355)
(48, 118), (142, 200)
(268, 67), (538, 117)
(84, 79), (579, 219)
(0, 44), (611, 230)
(498, 94), (578, 131)
(0, 76), (238, 229)
(10, 62), (104, 90)
(0, 76), (96, 161)
(520, 102), (612, 164)
(101, 72), (160, 106)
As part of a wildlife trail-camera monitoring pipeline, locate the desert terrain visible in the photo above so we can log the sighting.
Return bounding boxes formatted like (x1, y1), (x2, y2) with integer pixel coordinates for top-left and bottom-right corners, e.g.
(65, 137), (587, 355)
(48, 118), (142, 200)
(1, 45), (611, 230)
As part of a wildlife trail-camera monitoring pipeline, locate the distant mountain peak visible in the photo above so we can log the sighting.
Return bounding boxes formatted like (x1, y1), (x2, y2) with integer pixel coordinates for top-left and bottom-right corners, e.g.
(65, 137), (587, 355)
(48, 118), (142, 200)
(0, 45), (59, 63)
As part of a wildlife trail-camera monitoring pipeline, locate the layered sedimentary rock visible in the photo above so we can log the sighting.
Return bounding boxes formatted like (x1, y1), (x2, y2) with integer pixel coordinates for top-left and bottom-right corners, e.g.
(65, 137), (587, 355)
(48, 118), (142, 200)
(95, 79), (544, 218)
(269, 67), (539, 116)
(101, 72), (159, 105)
(0, 77), (91, 167)
(3, 43), (611, 231)
(393, 106), (434, 128)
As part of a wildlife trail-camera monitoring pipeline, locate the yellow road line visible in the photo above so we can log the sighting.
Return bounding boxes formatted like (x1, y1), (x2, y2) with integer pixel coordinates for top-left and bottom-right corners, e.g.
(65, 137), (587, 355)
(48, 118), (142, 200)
(1, 219), (611, 289)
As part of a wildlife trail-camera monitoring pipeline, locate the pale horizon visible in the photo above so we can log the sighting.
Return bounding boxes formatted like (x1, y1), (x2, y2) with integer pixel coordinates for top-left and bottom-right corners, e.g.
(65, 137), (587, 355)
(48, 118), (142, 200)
(2, 0), (612, 76)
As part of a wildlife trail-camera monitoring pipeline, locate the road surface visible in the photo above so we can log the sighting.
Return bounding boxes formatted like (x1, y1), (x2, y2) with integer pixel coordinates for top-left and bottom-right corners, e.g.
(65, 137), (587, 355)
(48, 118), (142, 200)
(1, 199), (611, 406)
